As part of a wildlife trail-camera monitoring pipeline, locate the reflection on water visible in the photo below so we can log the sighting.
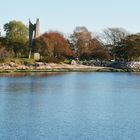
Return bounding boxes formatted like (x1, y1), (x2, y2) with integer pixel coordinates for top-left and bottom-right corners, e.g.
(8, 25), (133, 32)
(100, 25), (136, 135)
(0, 72), (140, 140)
(0, 72), (66, 78)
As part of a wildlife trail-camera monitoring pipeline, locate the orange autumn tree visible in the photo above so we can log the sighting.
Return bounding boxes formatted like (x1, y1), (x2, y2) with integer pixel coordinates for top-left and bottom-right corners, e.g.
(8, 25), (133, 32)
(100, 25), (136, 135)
(33, 31), (74, 62)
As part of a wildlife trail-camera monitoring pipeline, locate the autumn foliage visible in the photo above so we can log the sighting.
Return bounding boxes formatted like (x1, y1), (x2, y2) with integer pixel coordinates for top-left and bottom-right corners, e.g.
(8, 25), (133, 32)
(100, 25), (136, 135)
(69, 27), (111, 60)
(1, 20), (140, 63)
(33, 32), (74, 62)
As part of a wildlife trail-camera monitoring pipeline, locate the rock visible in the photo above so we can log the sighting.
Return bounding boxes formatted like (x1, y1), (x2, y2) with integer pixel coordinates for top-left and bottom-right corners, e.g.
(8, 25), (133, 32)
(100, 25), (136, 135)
(71, 60), (77, 65)
(9, 62), (17, 67)
(3, 65), (11, 69)
(16, 65), (28, 70)
(127, 62), (140, 69)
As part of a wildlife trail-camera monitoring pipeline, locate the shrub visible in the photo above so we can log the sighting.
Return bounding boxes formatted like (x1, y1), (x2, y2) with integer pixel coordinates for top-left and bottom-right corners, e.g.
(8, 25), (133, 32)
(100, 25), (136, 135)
(0, 48), (10, 62)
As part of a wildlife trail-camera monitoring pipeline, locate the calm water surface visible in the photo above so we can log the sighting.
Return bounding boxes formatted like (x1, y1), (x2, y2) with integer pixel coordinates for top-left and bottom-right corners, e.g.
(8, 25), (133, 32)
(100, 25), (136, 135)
(0, 72), (140, 140)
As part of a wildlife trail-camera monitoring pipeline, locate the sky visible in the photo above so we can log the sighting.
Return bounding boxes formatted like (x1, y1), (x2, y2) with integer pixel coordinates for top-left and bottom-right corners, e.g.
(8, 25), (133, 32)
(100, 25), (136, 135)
(0, 0), (140, 35)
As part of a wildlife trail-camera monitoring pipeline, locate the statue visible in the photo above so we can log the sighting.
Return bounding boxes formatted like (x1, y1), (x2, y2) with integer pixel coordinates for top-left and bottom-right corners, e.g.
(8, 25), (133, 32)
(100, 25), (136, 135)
(29, 18), (40, 58)
(29, 18), (40, 46)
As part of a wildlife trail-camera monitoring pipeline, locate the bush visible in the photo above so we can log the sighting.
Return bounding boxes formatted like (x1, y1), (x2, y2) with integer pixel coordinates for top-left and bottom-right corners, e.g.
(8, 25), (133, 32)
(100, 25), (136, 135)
(10, 58), (35, 65)
(0, 48), (10, 62)
(40, 56), (65, 63)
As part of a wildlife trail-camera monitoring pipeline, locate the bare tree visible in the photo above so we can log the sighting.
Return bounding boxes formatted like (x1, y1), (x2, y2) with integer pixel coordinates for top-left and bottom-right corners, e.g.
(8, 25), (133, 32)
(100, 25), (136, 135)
(100, 28), (129, 46)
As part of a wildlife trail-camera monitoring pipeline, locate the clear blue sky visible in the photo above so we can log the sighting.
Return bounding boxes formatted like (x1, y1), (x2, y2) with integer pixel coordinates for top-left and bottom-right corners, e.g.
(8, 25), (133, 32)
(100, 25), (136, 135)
(0, 0), (140, 35)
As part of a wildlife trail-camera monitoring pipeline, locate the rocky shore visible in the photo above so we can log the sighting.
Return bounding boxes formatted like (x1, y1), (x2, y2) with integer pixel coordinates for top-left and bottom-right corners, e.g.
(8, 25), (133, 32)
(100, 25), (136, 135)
(0, 62), (125, 73)
(0, 61), (140, 73)
(80, 61), (140, 71)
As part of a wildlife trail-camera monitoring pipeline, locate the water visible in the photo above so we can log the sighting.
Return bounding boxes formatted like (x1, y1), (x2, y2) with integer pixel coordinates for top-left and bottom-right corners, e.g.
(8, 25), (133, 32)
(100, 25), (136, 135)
(0, 72), (140, 140)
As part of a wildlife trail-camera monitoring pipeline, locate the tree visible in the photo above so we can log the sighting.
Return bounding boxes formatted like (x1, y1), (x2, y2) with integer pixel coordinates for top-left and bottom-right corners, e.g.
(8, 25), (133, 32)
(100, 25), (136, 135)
(69, 26), (92, 57)
(0, 47), (10, 62)
(79, 38), (111, 60)
(101, 28), (129, 45)
(99, 28), (129, 59)
(0, 37), (6, 47)
(33, 31), (74, 62)
(115, 34), (140, 61)
(69, 26), (111, 60)
(4, 20), (28, 57)
(0, 36), (9, 62)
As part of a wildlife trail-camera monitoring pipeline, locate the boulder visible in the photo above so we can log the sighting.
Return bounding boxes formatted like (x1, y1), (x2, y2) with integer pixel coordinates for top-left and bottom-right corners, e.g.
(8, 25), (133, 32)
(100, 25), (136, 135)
(71, 60), (77, 65)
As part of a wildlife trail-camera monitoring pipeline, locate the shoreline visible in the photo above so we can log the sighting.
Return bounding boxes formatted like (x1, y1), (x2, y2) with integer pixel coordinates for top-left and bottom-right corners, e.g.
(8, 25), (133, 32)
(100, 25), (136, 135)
(0, 67), (138, 73)
(0, 63), (140, 73)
